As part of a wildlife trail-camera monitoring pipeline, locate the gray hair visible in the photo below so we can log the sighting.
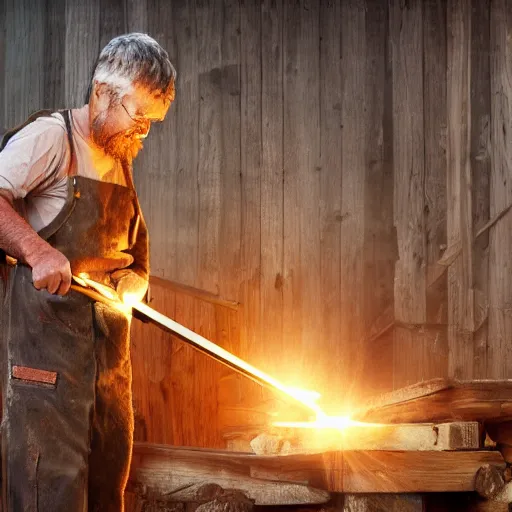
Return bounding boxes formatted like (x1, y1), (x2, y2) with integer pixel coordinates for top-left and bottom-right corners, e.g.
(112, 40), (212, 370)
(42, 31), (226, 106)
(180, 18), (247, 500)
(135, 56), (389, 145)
(86, 33), (176, 101)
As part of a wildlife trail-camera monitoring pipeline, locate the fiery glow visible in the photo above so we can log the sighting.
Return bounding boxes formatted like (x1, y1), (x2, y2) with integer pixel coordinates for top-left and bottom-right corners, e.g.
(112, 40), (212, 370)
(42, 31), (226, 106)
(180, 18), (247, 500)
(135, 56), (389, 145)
(74, 275), (375, 432)
(122, 292), (139, 307)
(273, 415), (372, 429)
(273, 386), (371, 430)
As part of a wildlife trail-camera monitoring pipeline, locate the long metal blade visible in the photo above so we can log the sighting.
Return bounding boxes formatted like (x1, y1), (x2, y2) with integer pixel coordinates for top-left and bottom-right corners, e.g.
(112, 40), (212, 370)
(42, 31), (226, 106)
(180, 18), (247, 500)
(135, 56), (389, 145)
(71, 277), (312, 414)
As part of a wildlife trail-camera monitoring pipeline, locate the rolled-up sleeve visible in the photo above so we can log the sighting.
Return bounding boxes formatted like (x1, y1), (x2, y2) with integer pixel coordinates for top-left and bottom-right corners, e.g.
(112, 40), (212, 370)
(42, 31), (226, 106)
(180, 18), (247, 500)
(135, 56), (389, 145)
(0, 116), (68, 200)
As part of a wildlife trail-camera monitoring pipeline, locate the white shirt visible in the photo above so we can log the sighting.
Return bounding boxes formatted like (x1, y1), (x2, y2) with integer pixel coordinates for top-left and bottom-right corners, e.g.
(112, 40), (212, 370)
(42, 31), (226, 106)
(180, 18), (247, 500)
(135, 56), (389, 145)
(0, 111), (127, 232)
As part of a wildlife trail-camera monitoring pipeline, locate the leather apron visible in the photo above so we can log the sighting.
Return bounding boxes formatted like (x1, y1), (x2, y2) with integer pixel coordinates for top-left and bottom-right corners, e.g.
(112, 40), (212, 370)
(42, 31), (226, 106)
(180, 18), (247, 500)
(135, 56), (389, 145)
(0, 112), (145, 512)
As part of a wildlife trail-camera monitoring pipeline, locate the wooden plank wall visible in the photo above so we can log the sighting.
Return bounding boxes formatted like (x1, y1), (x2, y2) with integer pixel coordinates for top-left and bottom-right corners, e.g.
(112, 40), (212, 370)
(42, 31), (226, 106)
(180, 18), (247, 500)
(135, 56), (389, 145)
(0, 0), (511, 448)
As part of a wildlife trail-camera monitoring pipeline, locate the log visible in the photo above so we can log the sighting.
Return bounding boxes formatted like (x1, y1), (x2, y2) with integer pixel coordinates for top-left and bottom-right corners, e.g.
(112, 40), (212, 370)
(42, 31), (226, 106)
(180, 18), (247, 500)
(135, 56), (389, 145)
(474, 464), (505, 499)
(128, 443), (331, 506)
(129, 442), (505, 497)
(248, 421), (481, 455)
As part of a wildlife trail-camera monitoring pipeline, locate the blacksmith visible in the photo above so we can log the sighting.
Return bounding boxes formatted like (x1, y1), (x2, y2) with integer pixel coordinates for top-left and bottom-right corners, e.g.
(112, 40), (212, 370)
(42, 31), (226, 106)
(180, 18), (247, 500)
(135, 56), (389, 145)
(0, 33), (175, 511)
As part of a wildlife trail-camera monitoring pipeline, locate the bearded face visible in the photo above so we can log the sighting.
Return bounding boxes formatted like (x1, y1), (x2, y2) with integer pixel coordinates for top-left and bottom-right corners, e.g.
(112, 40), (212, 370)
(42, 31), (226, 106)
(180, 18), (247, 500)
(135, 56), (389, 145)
(91, 108), (146, 161)
(89, 81), (172, 162)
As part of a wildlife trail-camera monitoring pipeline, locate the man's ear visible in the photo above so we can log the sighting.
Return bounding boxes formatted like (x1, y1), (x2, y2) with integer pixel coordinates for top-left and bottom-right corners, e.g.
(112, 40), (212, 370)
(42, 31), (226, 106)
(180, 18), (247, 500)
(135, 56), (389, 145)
(92, 81), (108, 100)
(91, 81), (115, 110)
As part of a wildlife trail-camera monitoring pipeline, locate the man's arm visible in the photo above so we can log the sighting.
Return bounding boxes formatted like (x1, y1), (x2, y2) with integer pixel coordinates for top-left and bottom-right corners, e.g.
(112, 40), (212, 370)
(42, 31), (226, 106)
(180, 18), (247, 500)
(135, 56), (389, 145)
(0, 194), (71, 295)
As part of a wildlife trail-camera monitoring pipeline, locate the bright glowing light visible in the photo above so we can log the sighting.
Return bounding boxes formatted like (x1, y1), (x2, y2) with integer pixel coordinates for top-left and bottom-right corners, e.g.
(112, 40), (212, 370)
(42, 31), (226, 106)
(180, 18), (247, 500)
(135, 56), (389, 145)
(74, 275), (378, 434)
(273, 415), (376, 429)
(122, 293), (139, 307)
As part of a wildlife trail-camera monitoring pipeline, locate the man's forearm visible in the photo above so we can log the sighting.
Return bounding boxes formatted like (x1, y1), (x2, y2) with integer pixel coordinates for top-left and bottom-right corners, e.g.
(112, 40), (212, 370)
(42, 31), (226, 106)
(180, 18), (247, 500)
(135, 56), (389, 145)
(0, 195), (52, 266)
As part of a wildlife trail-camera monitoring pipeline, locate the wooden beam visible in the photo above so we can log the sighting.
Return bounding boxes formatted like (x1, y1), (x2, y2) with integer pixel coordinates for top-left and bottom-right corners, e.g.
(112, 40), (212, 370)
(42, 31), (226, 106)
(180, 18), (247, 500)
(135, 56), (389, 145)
(248, 422), (481, 455)
(355, 378), (512, 423)
(128, 443), (331, 506)
(342, 451), (505, 493)
(129, 442), (504, 498)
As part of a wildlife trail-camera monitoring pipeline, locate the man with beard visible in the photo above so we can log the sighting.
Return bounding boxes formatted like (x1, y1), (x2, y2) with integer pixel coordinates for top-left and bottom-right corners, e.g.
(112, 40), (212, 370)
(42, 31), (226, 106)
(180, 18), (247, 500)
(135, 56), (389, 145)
(0, 33), (175, 511)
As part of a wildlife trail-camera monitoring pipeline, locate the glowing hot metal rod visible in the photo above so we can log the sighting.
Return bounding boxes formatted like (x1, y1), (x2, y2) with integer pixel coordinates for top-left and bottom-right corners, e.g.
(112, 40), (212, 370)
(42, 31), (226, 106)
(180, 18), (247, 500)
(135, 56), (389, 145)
(71, 275), (316, 417)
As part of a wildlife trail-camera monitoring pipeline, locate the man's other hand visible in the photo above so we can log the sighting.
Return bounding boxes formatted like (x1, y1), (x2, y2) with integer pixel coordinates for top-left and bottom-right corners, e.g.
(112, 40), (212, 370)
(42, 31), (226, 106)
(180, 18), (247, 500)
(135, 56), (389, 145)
(111, 269), (148, 304)
(30, 247), (72, 295)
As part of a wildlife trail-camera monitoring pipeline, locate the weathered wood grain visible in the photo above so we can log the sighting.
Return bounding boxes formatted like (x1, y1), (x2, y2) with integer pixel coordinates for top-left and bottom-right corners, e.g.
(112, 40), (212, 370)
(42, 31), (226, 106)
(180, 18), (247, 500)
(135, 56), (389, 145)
(125, 0), (147, 33)
(196, 0), (222, 295)
(239, 0), (261, 363)
(393, 325), (447, 389)
(355, 378), (512, 424)
(423, 0), (449, 383)
(282, 0), (314, 391)
(129, 443), (331, 506)
(129, 442), (505, 495)
(390, 0), (426, 325)
(297, 0), (323, 392)
(99, 0), (126, 50)
(43, 0), (66, 110)
(470, 0), (491, 379)
(362, 0), (396, 396)
(64, 0), (100, 107)
(318, 0), (343, 397)
(4, 0), (45, 126)
(489, 0), (512, 379)
(447, 0), (474, 380)
(389, 0), (427, 388)
(218, 0), (241, 302)
(260, 0), (284, 377)
(342, 450), (504, 493)
(339, 0), (366, 402)
(424, 0), (448, 327)
(172, 0), (200, 288)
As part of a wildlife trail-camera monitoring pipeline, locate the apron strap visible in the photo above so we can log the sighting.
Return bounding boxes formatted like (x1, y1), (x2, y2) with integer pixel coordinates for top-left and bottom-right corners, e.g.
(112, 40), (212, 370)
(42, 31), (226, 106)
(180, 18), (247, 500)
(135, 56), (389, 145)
(37, 110), (78, 241)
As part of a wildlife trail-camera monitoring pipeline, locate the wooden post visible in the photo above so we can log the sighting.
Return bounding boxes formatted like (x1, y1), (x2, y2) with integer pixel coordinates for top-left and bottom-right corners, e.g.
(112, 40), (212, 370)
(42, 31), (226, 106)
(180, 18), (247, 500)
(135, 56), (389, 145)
(389, 0), (428, 388)
(446, 0), (474, 380)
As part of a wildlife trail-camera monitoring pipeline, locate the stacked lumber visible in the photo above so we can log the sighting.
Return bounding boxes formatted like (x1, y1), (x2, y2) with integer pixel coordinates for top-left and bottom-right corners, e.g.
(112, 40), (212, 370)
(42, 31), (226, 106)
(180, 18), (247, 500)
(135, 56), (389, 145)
(127, 379), (512, 511)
